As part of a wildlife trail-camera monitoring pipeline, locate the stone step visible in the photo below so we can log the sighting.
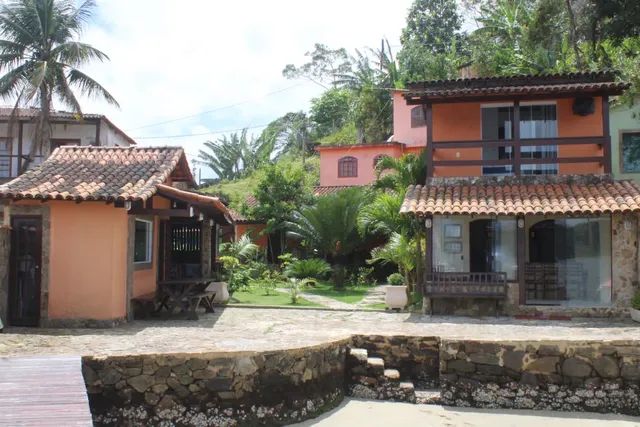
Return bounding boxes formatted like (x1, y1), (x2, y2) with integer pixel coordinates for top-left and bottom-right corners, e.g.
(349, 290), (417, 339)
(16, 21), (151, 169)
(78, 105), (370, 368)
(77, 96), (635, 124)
(347, 348), (368, 365)
(383, 369), (400, 382)
(366, 357), (385, 375)
(415, 388), (442, 405)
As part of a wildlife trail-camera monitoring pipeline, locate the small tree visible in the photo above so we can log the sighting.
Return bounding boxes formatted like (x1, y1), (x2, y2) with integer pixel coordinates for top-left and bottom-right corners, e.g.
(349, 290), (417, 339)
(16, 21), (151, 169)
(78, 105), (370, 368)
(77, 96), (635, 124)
(249, 162), (313, 260)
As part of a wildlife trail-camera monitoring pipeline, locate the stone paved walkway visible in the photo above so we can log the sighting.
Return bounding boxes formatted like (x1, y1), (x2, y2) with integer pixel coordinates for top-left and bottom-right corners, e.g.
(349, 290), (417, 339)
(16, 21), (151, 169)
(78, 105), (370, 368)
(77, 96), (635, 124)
(356, 285), (386, 307)
(1, 307), (639, 357)
(276, 288), (356, 310)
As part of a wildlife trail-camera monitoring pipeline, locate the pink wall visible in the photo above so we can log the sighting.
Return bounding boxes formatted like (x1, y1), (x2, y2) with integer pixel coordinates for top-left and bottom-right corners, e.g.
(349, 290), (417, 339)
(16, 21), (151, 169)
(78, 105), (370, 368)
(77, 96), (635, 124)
(393, 91), (427, 147)
(318, 144), (404, 186)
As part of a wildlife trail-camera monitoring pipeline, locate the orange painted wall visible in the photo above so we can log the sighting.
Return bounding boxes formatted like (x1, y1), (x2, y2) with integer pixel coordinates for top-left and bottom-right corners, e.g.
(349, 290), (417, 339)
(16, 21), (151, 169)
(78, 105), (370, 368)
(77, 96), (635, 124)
(556, 97), (604, 174)
(318, 144), (404, 186)
(432, 103), (482, 176)
(393, 91), (427, 146)
(48, 201), (129, 320)
(131, 196), (170, 298)
(235, 223), (268, 248)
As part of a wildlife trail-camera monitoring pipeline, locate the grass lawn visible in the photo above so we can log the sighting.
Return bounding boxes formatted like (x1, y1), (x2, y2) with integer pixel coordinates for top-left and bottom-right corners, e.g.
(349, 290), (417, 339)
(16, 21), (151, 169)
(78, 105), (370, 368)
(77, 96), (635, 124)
(364, 302), (387, 310)
(302, 282), (370, 304)
(229, 289), (320, 307)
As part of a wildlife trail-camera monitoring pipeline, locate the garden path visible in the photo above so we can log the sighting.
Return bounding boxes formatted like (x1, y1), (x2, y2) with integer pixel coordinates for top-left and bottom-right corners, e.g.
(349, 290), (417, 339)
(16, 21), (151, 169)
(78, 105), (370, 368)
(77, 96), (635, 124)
(356, 285), (386, 307)
(276, 288), (356, 309)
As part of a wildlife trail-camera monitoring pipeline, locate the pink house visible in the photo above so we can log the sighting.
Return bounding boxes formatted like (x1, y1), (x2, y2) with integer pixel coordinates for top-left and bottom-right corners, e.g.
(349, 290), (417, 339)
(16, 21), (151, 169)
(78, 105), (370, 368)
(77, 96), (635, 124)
(316, 91), (426, 188)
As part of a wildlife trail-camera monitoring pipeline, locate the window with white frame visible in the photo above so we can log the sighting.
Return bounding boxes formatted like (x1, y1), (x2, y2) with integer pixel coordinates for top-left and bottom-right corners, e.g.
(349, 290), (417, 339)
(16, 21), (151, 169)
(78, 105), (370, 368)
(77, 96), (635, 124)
(134, 219), (153, 263)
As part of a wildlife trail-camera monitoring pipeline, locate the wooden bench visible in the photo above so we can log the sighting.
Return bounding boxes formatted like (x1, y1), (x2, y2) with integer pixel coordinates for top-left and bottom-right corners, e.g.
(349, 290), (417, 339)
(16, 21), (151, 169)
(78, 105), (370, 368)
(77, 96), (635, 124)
(132, 292), (158, 319)
(187, 291), (216, 320)
(423, 271), (508, 315)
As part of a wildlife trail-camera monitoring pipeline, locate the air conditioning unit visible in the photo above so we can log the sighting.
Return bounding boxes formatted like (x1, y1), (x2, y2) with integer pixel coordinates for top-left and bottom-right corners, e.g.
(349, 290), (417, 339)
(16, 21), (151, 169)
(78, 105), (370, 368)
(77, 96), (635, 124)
(572, 97), (595, 116)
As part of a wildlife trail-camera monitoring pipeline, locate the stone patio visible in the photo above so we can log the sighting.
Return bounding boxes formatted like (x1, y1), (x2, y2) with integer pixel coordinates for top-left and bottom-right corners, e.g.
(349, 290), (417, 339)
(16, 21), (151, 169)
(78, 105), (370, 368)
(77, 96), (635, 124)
(1, 307), (639, 357)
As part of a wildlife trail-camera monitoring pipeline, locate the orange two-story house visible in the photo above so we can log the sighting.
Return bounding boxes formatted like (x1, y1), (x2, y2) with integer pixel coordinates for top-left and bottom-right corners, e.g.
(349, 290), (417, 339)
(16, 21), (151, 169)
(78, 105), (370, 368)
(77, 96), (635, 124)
(398, 72), (640, 317)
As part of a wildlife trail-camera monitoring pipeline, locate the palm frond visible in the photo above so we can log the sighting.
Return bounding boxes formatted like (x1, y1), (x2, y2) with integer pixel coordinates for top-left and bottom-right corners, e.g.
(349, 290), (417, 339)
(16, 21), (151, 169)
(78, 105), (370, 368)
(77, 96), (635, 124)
(67, 68), (119, 106)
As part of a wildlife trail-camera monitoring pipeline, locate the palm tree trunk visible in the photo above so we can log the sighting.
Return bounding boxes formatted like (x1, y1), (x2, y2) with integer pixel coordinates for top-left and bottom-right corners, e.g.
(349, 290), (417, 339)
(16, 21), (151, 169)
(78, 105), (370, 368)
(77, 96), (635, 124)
(25, 86), (52, 170)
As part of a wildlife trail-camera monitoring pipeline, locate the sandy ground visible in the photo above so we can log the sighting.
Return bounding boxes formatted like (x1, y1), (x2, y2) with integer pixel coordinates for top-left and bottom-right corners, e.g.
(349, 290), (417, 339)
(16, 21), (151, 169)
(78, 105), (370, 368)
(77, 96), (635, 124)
(293, 399), (640, 427)
(1, 307), (639, 356)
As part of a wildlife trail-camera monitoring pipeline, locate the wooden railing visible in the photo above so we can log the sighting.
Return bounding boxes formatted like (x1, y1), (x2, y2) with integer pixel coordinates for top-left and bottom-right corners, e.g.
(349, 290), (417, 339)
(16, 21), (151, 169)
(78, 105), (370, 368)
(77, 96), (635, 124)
(424, 271), (508, 299)
(430, 136), (608, 174)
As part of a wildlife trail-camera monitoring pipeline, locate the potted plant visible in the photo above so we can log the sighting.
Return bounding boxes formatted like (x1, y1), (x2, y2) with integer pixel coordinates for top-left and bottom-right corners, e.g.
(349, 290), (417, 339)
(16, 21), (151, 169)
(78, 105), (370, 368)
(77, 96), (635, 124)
(631, 291), (640, 323)
(385, 273), (408, 310)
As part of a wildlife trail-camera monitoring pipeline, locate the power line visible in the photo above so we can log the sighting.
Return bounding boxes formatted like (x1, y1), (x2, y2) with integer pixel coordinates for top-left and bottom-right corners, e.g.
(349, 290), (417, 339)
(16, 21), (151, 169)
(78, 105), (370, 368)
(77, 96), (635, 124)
(133, 123), (270, 140)
(125, 83), (304, 131)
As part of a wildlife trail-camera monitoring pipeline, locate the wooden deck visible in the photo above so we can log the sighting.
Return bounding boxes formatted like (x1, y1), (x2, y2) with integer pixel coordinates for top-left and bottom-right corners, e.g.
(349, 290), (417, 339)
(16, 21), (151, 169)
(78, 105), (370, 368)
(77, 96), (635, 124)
(0, 356), (93, 426)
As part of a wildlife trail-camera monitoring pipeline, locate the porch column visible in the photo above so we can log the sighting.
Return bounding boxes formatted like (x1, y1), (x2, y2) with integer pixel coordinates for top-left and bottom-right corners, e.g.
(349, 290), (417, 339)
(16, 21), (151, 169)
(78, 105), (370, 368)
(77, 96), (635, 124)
(423, 216), (434, 314)
(201, 220), (212, 278)
(0, 225), (10, 325)
(602, 95), (612, 174)
(517, 215), (526, 305)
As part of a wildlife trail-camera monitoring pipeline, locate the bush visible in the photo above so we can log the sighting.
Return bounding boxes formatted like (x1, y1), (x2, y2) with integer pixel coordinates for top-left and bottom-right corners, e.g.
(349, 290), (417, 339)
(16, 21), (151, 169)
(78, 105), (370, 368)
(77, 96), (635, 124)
(387, 273), (404, 286)
(632, 291), (640, 310)
(253, 270), (285, 296)
(285, 258), (332, 280)
(353, 266), (376, 287)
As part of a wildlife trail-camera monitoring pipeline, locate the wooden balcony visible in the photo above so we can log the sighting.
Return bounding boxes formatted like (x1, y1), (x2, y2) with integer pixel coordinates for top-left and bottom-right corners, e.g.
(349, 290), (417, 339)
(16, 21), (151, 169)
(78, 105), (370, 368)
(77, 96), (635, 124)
(430, 136), (608, 173)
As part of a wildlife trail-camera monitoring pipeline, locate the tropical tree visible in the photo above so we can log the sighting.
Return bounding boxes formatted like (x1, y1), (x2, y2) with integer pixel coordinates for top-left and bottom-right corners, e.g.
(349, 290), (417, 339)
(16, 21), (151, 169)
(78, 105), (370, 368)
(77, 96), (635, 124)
(219, 233), (259, 262)
(286, 188), (369, 263)
(0, 0), (118, 167)
(368, 232), (418, 289)
(197, 129), (272, 180)
(373, 151), (427, 191)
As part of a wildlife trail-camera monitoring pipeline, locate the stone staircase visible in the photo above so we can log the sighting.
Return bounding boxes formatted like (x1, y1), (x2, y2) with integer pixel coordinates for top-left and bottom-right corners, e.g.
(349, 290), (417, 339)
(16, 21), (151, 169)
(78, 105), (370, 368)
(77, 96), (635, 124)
(346, 347), (418, 403)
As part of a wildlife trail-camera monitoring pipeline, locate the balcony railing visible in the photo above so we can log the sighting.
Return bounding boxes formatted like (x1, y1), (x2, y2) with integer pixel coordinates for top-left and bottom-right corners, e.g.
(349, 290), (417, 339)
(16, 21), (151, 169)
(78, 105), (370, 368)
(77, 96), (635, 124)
(429, 136), (608, 175)
(424, 271), (508, 298)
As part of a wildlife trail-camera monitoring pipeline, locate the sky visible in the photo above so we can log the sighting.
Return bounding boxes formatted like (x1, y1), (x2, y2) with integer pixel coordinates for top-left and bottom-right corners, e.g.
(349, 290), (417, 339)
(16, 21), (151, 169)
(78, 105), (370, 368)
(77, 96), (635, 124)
(74, 0), (415, 179)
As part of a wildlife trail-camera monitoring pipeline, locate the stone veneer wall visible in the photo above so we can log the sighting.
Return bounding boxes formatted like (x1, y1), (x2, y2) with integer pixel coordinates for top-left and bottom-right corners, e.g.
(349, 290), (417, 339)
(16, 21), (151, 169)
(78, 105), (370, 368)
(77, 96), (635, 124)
(351, 335), (440, 387)
(440, 340), (640, 415)
(83, 340), (348, 426)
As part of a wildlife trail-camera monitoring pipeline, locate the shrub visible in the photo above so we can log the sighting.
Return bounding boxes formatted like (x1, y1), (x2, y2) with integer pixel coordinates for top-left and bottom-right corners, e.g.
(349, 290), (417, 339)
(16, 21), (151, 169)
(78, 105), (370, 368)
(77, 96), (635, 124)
(285, 258), (332, 280)
(632, 291), (640, 310)
(354, 266), (376, 287)
(387, 273), (404, 286)
(277, 253), (298, 269)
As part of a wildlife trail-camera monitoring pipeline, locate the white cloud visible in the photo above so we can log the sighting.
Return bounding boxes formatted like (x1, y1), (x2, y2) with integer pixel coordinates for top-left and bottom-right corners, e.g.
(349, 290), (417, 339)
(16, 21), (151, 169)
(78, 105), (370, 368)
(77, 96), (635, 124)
(74, 0), (414, 177)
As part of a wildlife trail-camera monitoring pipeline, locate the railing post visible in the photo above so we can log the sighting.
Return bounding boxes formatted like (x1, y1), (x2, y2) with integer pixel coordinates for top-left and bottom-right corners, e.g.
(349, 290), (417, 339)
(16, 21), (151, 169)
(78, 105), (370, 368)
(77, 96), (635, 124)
(513, 99), (521, 176)
(424, 103), (433, 178)
(602, 95), (612, 174)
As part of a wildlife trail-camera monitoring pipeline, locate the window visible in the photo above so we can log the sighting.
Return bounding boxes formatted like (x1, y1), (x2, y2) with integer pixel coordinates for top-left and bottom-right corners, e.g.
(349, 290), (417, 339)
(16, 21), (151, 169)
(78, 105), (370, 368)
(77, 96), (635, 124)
(0, 138), (12, 178)
(621, 132), (640, 173)
(134, 219), (153, 264)
(433, 216), (517, 280)
(50, 139), (81, 151)
(481, 103), (558, 176)
(338, 156), (358, 177)
(410, 106), (426, 128)
(525, 216), (611, 306)
(373, 154), (389, 168)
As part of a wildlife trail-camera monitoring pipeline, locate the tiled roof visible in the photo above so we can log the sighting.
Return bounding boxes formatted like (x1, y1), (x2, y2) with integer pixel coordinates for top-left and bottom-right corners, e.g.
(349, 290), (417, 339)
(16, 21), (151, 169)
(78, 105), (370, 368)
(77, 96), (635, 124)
(404, 71), (629, 101)
(0, 146), (192, 202)
(313, 185), (358, 196)
(400, 176), (640, 216)
(156, 184), (231, 224)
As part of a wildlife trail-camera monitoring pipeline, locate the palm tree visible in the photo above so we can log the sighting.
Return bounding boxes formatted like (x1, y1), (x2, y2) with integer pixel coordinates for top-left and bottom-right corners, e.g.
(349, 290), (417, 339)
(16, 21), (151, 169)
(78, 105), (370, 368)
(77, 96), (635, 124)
(286, 188), (369, 262)
(373, 151), (427, 191)
(0, 0), (119, 167)
(197, 129), (272, 180)
(219, 233), (259, 262)
(368, 232), (418, 289)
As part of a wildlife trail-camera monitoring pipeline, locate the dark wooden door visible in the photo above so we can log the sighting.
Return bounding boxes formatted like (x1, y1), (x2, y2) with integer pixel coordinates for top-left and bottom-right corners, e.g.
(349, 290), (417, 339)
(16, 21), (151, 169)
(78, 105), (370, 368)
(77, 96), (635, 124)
(9, 216), (42, 326)
(470, 219), (496, 272)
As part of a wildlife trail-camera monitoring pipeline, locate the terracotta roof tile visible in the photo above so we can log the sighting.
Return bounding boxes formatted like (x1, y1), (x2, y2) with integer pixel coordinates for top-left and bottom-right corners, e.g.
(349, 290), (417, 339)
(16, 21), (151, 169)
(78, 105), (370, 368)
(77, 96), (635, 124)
(400, 176), (640, 216)
(313, 185), (359, 196)
(404, 71), (629, 101)
(0, 146), (190, 202)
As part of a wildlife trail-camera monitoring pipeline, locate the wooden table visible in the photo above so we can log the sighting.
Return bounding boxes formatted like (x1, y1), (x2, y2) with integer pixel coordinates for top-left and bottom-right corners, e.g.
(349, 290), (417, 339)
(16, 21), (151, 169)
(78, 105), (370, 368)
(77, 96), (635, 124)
(157, 278), (216, 320)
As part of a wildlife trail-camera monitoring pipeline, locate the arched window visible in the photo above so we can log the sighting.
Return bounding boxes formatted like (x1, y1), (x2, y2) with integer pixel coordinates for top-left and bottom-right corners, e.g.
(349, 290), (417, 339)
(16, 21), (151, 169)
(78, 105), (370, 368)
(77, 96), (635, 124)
(411, 106), (426, 128)
(373, 154), (389, 168)
(338, 156), (358, 177)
